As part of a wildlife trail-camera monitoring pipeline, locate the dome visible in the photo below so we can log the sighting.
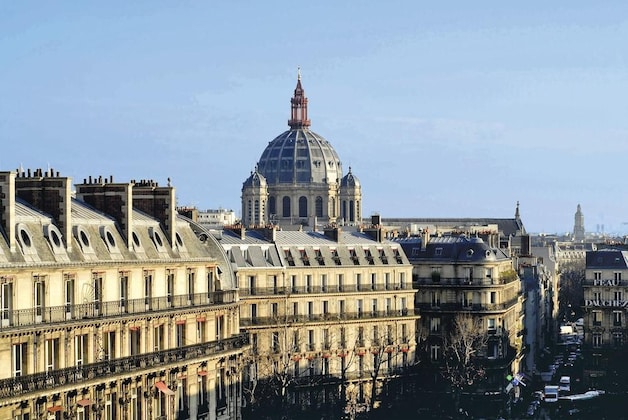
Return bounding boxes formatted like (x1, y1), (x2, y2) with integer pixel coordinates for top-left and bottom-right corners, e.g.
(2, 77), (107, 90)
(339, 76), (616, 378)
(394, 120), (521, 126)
(242, 169), (267, 189)
(340, 167), (360, 188)
(257, 128), (342, 184)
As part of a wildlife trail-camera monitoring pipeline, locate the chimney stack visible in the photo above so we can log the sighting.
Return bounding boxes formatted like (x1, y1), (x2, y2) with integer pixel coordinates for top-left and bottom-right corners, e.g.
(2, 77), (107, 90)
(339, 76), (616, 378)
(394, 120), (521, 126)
(15, 168), (72, 251)
(75, 176), (134, 249)
(0, 171), (16, 252)
(132, 180), (177, 247)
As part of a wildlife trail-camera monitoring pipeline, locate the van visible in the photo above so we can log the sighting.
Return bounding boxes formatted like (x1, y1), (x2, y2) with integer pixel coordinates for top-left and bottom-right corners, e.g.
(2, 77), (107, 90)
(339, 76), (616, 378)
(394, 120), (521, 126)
(559, 376), (571, 392)
(544, 385), (559, 403)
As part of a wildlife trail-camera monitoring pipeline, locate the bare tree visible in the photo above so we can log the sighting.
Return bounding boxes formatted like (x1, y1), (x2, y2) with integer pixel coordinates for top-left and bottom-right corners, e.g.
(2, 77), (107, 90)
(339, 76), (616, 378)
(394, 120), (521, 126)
(442, 313), (488, 411)
(558, 261), (585, 322)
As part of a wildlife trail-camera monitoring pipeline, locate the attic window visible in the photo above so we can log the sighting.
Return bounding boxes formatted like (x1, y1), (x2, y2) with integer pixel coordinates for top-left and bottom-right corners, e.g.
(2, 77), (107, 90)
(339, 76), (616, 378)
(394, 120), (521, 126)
(132, 232), (141, 247)
(153, 230), (163, 247)
(467, 249), (474, 257)
(79, 229), (90, 247)
(19, 227), (32, 248)
(49, 229), (61, 247)
(175, 232), (184, 247)
(106, 230), (116, 247)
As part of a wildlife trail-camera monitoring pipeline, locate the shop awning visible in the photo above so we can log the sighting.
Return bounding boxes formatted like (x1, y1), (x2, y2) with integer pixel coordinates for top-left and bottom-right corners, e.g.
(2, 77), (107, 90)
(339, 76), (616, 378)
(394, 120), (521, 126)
(155, 381), (175, 395)
(198, 370), (208, 376)
(47, 406), (63, 412)
(77, 399), (92, 407)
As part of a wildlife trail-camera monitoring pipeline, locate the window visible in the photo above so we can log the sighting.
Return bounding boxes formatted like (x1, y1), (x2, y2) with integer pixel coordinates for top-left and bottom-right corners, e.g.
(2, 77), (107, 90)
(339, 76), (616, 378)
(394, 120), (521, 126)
(298, 196), (307, 218)
(282, 196), (291, 217)
(187, 269), (195, 301)
(12, 342), (26, 377)
(337, 274), (344, 291)
(431, 291), (441, 307)
(1, 280), (12, 326)
(130, 330), (141, 356)
(485, 268), (493, 279)
(593, 310), (602, 326)
(613, 311), (622, 327)
(120, 272), (129, 312)
(357, 299), (363, 316)
(487, 318), (496, 332)
(64, 275), (74, 318)
(430, 317), (441, 333)
(430, 345), (440, 361)
(154, 324), (164, 352)
(75, 334), (87, 366)
(93, 273), (103, 314)
(308, 329), (315, 351)
(292, 302), (298, 316)
(166, 270), (174, 305)
(462, 292), (472, 308)
(196, 320), (206, 342)
(615, 291), (623, 301)
(271, 302), (278, 318)
(593, 272), (602, 280)
(34, 277), (45, 320)
(144, 271), (153, 309)
(371, 299), (377, 315)
(104, 331), (116, 361)
(593, 333), (602, 348)
(613, 332), (623, 347)
(614, 272), (622, 281)
(45, 338), (59, 372)
(490, 291), (497, 304)
(593, 291), (601, 301)
(272, 332), (280, 352)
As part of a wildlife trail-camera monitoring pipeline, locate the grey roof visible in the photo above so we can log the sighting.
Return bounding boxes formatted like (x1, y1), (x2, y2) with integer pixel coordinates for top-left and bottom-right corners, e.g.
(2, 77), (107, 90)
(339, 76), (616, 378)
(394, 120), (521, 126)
(392, 235), (510, 262)
(383, 217), (526, 237)
(256, 128), (343, 185)
(586, 248), (628, 269)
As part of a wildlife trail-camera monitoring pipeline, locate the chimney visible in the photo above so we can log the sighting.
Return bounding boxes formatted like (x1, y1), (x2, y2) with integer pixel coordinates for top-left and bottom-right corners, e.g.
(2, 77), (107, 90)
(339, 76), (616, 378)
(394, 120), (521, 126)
(0, 171), (16, 252)
(75, 177), (134, 249)
(324, 226), (341, 242)
(421, 229), (429, 251)
(15, 168), (73, 252)
(132, 180), (176, 247)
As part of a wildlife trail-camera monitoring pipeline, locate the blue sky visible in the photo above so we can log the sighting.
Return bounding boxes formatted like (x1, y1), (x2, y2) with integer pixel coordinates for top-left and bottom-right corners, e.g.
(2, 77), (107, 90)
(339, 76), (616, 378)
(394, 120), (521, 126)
(1, 2), (627, 234)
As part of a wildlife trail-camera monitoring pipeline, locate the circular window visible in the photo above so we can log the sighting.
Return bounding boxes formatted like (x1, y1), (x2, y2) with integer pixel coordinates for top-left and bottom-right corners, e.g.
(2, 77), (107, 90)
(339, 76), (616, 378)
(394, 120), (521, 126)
(106, 230), (116, 247)
(153, 231), (163, 247)
(20, 228), (32, 247)
(175, 232), (183, 247)
(50, 229), (61, 247)
(132, 232), (141, 247)
(80, 230), (90, 247)
(467, 249), (474, 257)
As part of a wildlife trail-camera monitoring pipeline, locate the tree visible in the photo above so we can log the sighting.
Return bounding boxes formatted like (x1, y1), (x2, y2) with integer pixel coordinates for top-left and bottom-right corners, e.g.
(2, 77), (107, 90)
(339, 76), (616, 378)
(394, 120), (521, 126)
(558, 261), (585, 322)
(441, 313), (488, 411)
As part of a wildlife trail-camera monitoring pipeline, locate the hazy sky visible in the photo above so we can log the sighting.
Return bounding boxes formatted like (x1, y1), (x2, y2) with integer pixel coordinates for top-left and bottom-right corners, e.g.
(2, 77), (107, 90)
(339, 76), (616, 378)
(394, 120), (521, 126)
(2, 2), (627, 234)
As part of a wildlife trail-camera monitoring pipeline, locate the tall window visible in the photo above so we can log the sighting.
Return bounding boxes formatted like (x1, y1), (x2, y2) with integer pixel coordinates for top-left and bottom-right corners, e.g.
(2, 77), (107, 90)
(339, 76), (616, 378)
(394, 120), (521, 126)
(299, 196), (308, 218)
(431, 291), (441, 307)
(593, 333), (602, 348)
(269, 196), (276, 217)
(130, 329), (141, 356)
(430, 345), (440, 361)
(430, 317), (441, 333)
(315, 196), (323, 217)
(120, 272), (129, 312)
(45, 338), (59, 372)
(93, 273), (103, 315)
(166, 269), (175, 306)
(176, 323), (186, 348)
(187, 268), (196, 302)
(154, 324), (164, 352)
(64, 275), (74, 318)
(593, 310), (602, 326)
(144, 271), (153, 309)
(613, 311), (622, 326)
(12, 343), (26, 377)
(282, 196), (291, 217)
(1, 280), (13, 326)
(34, 277), (45, 320)
(104, 331), (116, 361)
(75, 334), (87, 366)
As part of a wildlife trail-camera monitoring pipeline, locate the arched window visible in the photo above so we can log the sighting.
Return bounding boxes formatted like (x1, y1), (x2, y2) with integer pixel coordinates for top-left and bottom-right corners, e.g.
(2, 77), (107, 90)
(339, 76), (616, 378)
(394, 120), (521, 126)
(315, 196), (323, 218)
(254, 200), (260, 224)
(299, 196), (308, 218)
(269, 196), (276, 217)
(282, 197), (291, 218)
(349, 200), (355, 223)
(342, 201), (347, 223)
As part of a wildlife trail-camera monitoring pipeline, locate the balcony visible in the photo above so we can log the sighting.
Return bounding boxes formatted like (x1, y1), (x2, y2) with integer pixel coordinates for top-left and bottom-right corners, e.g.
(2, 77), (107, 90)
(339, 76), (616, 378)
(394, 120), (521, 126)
(238, 283), (414, 297)
(0, 291), (237, 331)
(0, 333), (249, 400)
(413, 277), (513, 287)
(240, 309), (421, 327)
(415, 297), (520, 313)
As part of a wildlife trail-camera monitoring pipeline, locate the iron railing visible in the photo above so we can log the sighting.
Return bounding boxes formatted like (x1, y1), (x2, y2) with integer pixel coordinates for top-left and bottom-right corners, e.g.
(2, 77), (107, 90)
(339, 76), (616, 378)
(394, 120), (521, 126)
(240, 309), (419, 327)
(0, 334), (249, 400)
(238, 283), (413, 297)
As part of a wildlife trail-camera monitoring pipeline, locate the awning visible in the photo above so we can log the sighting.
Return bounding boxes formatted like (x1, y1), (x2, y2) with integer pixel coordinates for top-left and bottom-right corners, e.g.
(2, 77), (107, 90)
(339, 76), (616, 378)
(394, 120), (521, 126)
(197, 370), (208, 376)
(77, 399), (92, 407)
(175, 320), (186, 325)
(155, 381), (175, 395)
(196, 316), (206, 322)
(47, 406), (63, 412)
(129, 326), (140, 331)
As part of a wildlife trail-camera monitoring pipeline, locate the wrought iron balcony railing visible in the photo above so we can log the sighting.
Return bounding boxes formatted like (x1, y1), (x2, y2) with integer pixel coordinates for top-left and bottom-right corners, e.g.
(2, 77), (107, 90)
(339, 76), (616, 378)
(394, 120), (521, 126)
(238, 283), (413, 297)
(0, 291), (237, 331)
(0, 333), (249, 400)
(240, 308), (420, 327)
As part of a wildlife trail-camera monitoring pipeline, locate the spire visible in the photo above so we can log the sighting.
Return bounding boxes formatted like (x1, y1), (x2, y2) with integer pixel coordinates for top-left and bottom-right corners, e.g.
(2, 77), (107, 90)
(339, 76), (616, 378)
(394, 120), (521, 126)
(288, 68), (311, 129)
(515, 201), (520, 220)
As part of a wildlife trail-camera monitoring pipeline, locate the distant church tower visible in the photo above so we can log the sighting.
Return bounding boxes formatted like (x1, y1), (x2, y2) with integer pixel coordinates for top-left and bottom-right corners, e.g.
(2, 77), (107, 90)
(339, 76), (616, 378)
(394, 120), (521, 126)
(241, 70), (362, 227)
(573, 204), (585, 242)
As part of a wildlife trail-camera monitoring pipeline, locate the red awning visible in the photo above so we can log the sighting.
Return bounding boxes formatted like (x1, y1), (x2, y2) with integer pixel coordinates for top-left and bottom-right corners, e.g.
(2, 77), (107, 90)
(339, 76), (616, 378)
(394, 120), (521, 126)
(196, 316), (206, 322)
(175, 319), (186, 325)
(197, 370), (208, 376)
(47, 406), (63, 412)
(155, 381), (175, 395)
(77, 399), (92, 407)
(129, 326), (140, 331)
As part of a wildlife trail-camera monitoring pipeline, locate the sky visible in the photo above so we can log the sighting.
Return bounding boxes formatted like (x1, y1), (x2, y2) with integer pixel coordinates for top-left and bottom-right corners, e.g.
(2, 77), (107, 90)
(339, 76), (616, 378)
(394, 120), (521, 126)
(1, 2), (627, 235)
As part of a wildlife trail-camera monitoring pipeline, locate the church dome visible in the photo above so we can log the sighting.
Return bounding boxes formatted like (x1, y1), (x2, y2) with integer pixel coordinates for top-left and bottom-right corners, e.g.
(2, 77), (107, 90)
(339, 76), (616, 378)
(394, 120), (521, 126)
(242, 169), (267, 189)
(340, 167), (360, 188)
(256, 71), (343, 185)
(257, 129), (342, 184)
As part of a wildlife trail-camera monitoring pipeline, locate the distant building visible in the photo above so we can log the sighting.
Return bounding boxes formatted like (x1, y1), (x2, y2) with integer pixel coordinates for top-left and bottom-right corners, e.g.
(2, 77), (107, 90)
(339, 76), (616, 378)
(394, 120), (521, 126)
(241, 72), (362, 228)
(178, 207), (237, 230)
(573, 204), (585, 242)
